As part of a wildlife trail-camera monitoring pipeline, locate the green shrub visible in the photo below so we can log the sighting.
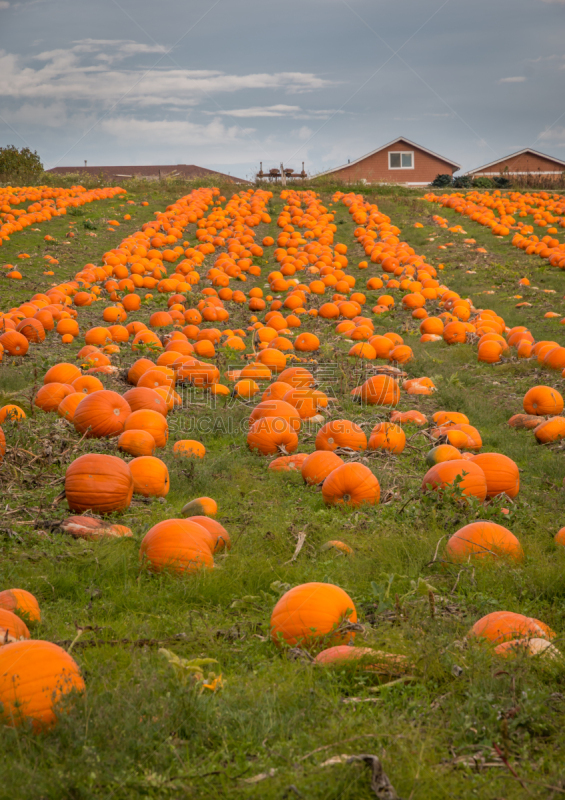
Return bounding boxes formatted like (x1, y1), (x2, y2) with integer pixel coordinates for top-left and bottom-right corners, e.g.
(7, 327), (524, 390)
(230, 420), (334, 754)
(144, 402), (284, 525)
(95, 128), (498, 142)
(429, 174), (453, 188)
(452, 175), (472, 188)
(472, 176), (493, 188)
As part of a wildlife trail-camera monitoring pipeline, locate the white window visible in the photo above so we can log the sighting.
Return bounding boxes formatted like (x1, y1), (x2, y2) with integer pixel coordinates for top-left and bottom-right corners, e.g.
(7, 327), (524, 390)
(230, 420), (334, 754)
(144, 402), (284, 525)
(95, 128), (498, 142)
(389, 151), (414, 169)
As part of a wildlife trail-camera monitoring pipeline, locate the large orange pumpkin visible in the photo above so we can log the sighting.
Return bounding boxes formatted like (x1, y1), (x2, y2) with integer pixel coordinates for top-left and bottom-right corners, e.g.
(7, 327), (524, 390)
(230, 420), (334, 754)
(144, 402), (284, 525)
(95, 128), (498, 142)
(469, 453), (520, 498)
(359, 375), (400, 406)
(322, 463), (380, 506)
(270, 582), (357, 647)
(123, 386), (168, 416)
(124, 409), (169, 448)
(35, 382), (75, 413)
(118, 429), (156, 457)
(523, 385), (564, 416)
(445, 521), (524, 563)
(248, 399), (301, 432)
(73, 390), (131, 438)
(129, 456), (170, 497)
(139, 518), (214, 574)
(65, 453), (133, 513)
(315, 420), (367, 451)
(469, 611), (555, 644)
(534, 416), (565, 443)
(0, 640), (84, 729)
(301, 450), (344, 485)
(186, 516), (231, 553)
(421, 459), (487, 501)
(247, 416), (299, 455)
(57, 392), (86, 421)
(43, 362), (81, 385)
(367, 422), (406, 453)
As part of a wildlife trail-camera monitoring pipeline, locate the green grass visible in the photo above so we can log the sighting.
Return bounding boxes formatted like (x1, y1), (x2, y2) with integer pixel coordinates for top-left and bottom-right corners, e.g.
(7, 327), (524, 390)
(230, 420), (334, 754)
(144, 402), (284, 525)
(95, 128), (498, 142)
(1, 183), (565, 798)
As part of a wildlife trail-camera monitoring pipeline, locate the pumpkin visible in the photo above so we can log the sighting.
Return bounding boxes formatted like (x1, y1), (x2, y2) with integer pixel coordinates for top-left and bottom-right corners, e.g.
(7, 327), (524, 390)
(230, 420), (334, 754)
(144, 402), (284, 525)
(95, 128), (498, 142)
(181, 497), (217, 517)
(186, 516), (231, 553)
(73, 390), (131, 438)
(127, 358), (155, 385)
(494, 638), (560, 659)
(315, 420), (367, 451)
(0, 589), (40, 623)
(0, 331), (29, 357)
(124, 409), (168, 448)
(57, 392), (86, 421)
(247, 416), (299, 455)
(261, 381), (293, 402)
(534, 416), (565, 443)
(0, 609), (30, 644)
(523, 385), (564, 416)
(282, 388), (327, 420)
(139, 518), (214, 574)
(35, 383), (74, 412)
(173, 440), (206, 458)
(248, 400), (301, 432)
(367, 422), (406, 453)
(390, 410), (427, 426)
(421, 459), (487, 501)
(118, 429), (156, 457)
(508, 413), (541, 430)
(43, 362), (81, 385)
(301, 450), (344, 485)
(123, 386), (168, 416)
(270, 582), (357, 647)
(65, 453), (134, 513)
(0, 640), (84, 729)
(0, 404), (26, 423)
(433, 411), (469, 425)
(469, 453), (520, 498)
(61, 516), (133, 540)
(469, 611), (555, 644)
(322, 463), (380, 506)
(72, 375), (104, 395)
(445, 521), (523, 563)
(268, 453), (309, 471)
(359, 375), (400, 406)
(129, 456), (170, 497)
(425, 444), (462, 466)
(321, 540), (353, 555)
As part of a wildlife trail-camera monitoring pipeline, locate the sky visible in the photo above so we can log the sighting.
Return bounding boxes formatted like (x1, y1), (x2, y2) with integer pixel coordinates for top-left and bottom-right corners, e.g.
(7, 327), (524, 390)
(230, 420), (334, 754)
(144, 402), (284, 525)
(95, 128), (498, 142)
(1, 0), (564, 180)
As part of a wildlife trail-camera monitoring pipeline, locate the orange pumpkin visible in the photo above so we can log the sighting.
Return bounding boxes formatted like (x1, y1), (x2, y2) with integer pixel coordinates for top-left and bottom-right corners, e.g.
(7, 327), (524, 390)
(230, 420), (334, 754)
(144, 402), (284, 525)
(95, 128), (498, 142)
(65, 453), (133, 513)
(0, 589), (40, 623)
(425, 444), (462, 466)
(268, 453), (309, 472)
(469, 453), (520, 498)
(367, 422), (406, 453)
(129, 455), (170, 497)
(508, 413), (541, 430)
(0, 608), (30, 644)
(57, 392), (86, 421)
(523, 385), (564, 416)
(124, 409), (169, 448)
(534, 416), (565, 443)
(139, 518), (214, 574)
(0, 640), (84, 729)
(301, 450), (344, 484)
(0, 331), (29, 357)
(248, 400), (301, 432)
(247, 416), (299, 455)
(270, 582), (357, 647)
(43, 362), (81, 385)
(118, 429), (156, 457)
(421, 459), (487, 501)
(359, 375), (400, 406)
(186, 516), (231, 553)
(315, 420), (367, 452)
(470, 611), (555, 644)
(173, 440), (206, 458)
(445, 521), (523, 563)
(122, 386), (168, 417)
(322, 463), (380, 506)
(181, 497), (217, 517)
(61, 516), (133, 540)
(35, 382), (74, 412)
(433, 411), (469, 426)
(73, 390), (131, 438)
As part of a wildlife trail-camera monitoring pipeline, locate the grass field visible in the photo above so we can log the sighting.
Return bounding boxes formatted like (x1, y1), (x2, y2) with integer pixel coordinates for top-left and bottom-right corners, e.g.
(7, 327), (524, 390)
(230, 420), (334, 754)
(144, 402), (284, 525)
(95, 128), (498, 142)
(2, 180), (565, 799)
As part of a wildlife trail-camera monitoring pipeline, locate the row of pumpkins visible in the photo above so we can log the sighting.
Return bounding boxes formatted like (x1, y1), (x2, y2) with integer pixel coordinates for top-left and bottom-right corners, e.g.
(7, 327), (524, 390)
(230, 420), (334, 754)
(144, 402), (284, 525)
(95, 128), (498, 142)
(0, 183), (564, 731)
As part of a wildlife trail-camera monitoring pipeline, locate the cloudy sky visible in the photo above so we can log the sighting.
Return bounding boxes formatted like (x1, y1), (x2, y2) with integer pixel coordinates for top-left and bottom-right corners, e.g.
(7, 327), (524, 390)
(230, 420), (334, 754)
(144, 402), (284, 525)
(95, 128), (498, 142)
(1, 0), (564, 180)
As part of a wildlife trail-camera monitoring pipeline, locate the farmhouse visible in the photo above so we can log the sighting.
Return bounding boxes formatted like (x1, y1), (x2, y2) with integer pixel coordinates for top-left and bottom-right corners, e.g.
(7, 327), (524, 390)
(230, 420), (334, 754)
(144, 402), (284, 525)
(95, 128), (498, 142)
(45, 164), (249, 183)
(315, 137), (460, 186)
(468, 148), (565, 178)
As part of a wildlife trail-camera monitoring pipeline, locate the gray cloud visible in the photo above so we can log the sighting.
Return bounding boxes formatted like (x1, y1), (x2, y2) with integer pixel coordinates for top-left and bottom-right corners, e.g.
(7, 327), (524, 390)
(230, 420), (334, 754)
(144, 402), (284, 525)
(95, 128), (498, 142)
(499, 76), (527, 83)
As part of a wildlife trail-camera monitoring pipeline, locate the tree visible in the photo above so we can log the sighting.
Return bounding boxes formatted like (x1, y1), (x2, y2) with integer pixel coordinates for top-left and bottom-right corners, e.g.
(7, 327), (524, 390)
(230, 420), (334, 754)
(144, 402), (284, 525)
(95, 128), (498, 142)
(0, 145), (43, 181)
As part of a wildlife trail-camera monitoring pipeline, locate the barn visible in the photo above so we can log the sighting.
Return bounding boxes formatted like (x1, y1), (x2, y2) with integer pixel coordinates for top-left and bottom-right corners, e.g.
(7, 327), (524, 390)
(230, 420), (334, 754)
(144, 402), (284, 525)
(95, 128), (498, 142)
(315, 137), (460, 186)
(467, 148), (565, 179)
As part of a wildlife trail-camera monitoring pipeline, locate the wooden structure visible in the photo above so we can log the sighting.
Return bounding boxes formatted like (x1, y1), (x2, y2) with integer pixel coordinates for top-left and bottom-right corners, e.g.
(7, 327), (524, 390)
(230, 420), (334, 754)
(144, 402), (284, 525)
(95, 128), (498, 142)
(467, 148), (565, 178)
(256, 162), (307, 182)
(315, 137), (460, 186)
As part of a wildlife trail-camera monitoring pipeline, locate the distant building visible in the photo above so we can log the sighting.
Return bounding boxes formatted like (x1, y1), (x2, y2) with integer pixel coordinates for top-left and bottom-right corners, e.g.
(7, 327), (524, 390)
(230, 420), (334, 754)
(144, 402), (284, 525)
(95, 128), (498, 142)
(467, 148), (565, 178)
(315, 137), (460, 186)
(45, 164), (249, 183)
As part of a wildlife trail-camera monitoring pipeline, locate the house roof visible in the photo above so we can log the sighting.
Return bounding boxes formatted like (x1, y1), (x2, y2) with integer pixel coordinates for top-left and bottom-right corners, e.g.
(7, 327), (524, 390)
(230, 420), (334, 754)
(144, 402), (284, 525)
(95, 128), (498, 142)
(467, 148), (565, 175)
(45, 164), (249, 183)
(315, 137), (461, 177)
